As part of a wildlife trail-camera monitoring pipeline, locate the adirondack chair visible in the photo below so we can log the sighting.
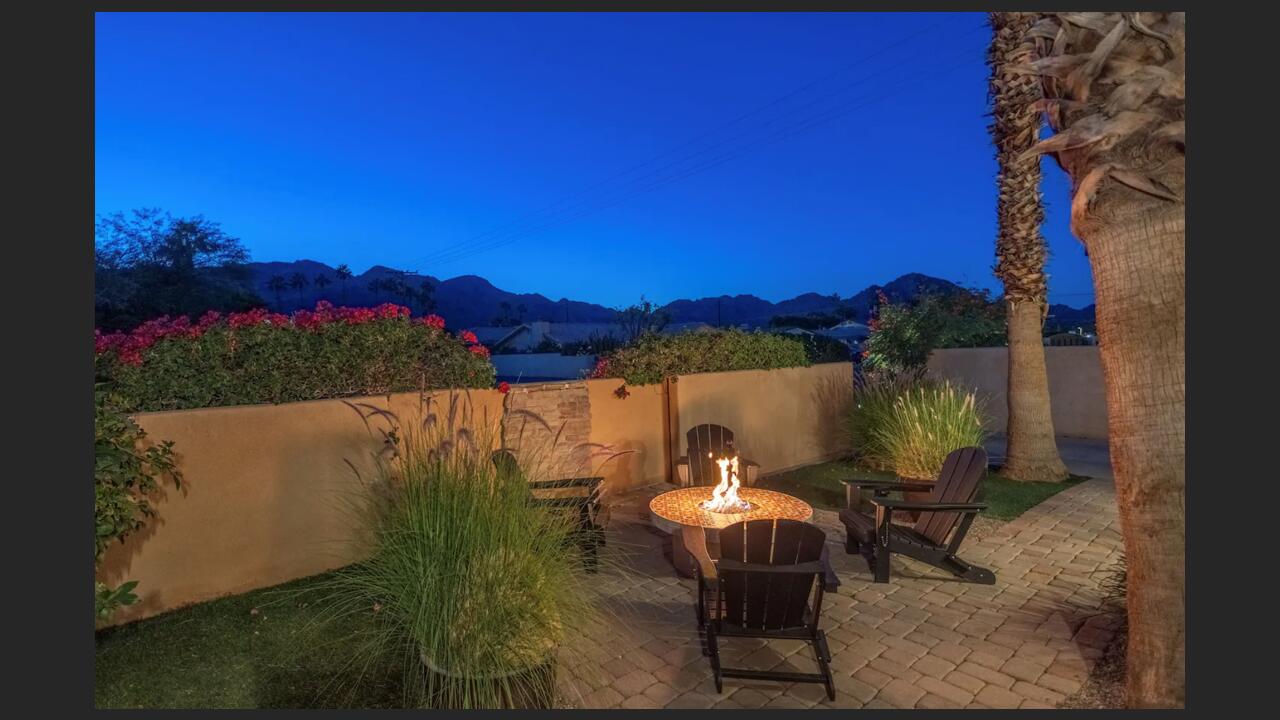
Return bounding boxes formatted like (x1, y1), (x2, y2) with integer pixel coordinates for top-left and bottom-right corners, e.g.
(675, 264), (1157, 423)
(676, 424), (760, 487)
(839, 446), (995, 584)
(685, 518), (838, 700)
(491, 449), (608, 572)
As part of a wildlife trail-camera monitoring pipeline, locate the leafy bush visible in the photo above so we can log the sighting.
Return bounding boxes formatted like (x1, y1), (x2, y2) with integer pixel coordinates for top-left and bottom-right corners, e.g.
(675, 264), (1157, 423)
(95, 386), (182, 620)
(591, 328), (810, 385)
(863, 290), (1006, 374)
(780, 332), (852, 364)
(95, 303), (496, 412)
(846, 374), (986, 480)
(307, 405), (599, 708)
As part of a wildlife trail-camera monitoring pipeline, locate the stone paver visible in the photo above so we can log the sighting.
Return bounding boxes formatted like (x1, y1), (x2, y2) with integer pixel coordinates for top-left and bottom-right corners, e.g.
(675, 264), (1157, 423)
(556, 476), (1123, 709)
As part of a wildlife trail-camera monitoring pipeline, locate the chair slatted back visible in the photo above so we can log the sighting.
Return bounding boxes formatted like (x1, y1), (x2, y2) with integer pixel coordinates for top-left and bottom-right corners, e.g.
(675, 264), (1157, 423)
(718, 519), (826, 631)
(914, 446), (988, 545)
(686, 424), (738, 486)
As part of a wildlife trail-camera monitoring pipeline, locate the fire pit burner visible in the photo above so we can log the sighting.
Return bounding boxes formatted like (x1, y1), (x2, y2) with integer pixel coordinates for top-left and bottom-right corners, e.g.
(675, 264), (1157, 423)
(700, 455), (751, 513)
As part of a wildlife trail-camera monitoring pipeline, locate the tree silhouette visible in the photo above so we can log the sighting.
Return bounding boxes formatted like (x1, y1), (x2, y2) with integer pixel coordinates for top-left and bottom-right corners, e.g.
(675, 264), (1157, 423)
(267, 275), (288, 310)
(335, 264), (353, 304)
(416, 279), (436, 314)
(94, 208), (261, 330)
(288, 272), (309, 307)
(313, 273), (331, 302)
(616, 295), (670, 342)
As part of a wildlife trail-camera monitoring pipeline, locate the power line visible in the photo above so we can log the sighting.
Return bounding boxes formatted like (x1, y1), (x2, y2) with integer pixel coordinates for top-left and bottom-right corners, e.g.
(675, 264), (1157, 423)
(398, 17), (985, 272)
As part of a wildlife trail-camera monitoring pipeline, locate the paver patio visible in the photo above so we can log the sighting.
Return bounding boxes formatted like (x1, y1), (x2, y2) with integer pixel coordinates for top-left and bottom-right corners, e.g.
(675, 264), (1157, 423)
(555, 476), (1123, 709)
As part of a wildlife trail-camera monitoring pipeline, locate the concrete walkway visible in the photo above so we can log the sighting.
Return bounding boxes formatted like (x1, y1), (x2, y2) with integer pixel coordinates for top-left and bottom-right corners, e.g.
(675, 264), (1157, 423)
(984, 435), (1113, 480)
(556, 476), (1124, 709)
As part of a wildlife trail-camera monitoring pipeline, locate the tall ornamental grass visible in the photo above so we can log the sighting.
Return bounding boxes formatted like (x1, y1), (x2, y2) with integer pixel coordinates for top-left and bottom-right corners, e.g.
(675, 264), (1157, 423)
(304, 400), (601, 709)
(874, 381), (985, 481)
(847, 374), (986, 481)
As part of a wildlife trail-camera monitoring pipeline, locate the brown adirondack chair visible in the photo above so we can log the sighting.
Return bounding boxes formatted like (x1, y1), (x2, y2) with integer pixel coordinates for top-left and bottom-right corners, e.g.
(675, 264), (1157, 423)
(676, 424), (760, 487)
(491, 449), (607, 572)
(838, 446), (994, 584)
(685, 518), (838, 700)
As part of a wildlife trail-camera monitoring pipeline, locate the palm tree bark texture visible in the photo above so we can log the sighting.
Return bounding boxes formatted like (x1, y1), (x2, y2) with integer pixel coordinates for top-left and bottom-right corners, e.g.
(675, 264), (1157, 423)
(1016, 12), (1185, 708)
(987, 12), (1069, 483)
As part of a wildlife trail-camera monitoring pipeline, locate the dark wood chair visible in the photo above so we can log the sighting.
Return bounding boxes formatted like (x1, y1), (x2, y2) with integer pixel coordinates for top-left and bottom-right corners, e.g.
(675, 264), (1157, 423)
(685, 518), (838, 700)
(491, 449), (608, 573)
(838, 446), (995, 584)
(676, 424), (760, 487)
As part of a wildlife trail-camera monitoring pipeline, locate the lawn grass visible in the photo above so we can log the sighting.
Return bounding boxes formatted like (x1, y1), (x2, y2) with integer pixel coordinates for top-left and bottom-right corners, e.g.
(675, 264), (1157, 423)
(95, 572), (406, 709)
(760, 459), (1086, 520)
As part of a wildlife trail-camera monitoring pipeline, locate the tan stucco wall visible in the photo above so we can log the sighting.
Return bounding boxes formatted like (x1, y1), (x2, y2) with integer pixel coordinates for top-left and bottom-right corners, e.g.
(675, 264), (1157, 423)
(585, 378), (669, 491)
(927, 347), (1108, 440)
(674, 363), (854, 475)
(98, 364), (854, 625)
(98, 388), (507, 627)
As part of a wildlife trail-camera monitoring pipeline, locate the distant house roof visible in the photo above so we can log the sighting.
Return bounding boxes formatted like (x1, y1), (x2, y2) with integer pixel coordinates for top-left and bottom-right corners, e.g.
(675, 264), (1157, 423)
(465, 321), (714, 353)
(816, 320), (870, 341)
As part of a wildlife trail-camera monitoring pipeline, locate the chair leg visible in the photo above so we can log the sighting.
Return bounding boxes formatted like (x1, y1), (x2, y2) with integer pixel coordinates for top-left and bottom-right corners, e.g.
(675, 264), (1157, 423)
(873, 548), (891, 583)
(844, 530), (859, 555)
(941, 555), (996, 585)
(813, 631), (836, 701)
(706, 628), (723, 693)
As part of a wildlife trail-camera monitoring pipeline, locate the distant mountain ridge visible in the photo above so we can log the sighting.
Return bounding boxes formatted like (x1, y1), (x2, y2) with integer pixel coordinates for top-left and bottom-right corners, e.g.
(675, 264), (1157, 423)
(247, 261), (1094, 329)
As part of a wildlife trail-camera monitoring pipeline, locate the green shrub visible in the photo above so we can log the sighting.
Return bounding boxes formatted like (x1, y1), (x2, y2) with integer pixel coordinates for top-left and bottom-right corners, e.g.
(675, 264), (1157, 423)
(591, 328), (810, 385)
(95, 386), (182, 620)
(307, 405), (599, 708)
(846, 374), (986, 480)
(96, 304), (495, 412)
(780, 332), (852, 364)
(864, 291), (1006, 374)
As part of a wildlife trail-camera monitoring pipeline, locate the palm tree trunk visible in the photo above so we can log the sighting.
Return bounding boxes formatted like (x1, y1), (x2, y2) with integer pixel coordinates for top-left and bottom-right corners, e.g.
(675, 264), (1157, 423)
(1084, 204), (1184, 708)
(1000, 299), (1069, 481)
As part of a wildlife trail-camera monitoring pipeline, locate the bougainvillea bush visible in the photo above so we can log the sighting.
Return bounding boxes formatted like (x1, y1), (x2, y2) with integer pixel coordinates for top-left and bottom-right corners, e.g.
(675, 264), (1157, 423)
(96, 302), (495, 412)
(590, 328), (809, 386)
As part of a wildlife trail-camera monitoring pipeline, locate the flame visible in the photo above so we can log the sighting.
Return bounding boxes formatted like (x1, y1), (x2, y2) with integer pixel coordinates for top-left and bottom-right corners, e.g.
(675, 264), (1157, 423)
(701, 455), (751, 513)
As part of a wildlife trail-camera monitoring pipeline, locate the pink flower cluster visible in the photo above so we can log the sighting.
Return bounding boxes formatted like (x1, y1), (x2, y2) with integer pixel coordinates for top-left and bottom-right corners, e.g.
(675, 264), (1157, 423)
(589, 356), (612, 379)
(96, 301), (451, 367)
(456, 328), (489, 358)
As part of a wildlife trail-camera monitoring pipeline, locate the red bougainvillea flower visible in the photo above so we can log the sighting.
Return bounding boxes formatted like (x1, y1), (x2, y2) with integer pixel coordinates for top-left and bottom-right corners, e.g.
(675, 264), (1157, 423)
(458, 330), (479, 345)
(589, 357), (611, 379)
(422, 314), (446, 330)
(468, 344), (491, 359)
(497, 381), (511, 394)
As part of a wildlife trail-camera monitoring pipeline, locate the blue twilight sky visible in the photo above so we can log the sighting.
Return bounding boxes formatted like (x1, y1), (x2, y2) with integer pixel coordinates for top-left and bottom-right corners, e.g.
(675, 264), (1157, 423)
(95, 12), (1095, 308)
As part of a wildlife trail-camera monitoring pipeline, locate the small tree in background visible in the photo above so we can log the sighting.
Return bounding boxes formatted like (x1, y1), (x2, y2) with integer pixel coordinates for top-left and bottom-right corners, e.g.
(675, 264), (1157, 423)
(862, 290), (1006, 376)
(267, 274), (288, 309)
(616, 295), (670, 343)
(288, 272), (309, 306)
(94, 208), (262, 330)
(335, 264), (354, 304)
(313, 273), (332, 301)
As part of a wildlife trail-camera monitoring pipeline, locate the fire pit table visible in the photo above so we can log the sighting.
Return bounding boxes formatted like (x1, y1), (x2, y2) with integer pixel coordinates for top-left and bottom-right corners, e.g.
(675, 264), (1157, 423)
(649, 486), (814, 578)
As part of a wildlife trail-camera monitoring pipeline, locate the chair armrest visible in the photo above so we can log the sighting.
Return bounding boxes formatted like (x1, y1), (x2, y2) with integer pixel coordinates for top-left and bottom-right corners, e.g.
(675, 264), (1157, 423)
(842, 478), (936, 494)
(526, 476), (604, 491)
(870, 497), (987, 513)
(682, 526), (717, 582)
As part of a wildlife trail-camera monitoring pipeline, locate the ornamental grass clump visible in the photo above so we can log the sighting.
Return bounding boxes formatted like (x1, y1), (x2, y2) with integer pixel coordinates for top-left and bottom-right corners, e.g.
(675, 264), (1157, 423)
(873, 381), (986, 481)
(305, 400), (602, 709)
